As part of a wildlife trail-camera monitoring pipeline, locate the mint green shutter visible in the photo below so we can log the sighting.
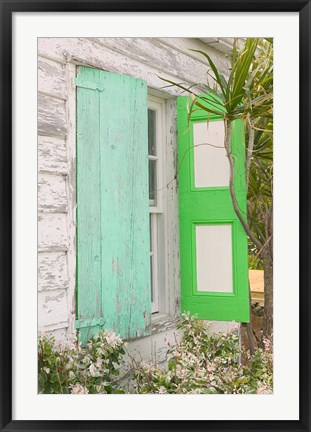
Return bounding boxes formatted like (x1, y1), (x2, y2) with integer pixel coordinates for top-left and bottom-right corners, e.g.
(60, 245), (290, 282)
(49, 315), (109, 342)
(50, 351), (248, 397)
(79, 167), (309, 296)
(177, 95), (249, 322)
(76, 67), (151, 343)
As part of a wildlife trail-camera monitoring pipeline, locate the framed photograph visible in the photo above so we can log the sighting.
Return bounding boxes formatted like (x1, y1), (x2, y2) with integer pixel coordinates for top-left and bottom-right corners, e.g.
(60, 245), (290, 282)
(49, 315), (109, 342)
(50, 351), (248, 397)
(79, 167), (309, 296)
(1, 0), (309, 430)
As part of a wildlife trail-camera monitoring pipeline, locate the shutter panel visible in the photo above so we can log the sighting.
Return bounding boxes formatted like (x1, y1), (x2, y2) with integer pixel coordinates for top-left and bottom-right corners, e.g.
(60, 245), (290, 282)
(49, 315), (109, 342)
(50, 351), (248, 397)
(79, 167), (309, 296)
(76, 67), (151, 343)
(177, 95), (250, 322)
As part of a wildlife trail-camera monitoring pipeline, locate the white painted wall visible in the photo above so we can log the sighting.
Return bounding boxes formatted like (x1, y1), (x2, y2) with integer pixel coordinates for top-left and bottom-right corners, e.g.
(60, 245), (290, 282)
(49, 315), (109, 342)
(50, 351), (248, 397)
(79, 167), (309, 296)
(37, 37), (232, 344)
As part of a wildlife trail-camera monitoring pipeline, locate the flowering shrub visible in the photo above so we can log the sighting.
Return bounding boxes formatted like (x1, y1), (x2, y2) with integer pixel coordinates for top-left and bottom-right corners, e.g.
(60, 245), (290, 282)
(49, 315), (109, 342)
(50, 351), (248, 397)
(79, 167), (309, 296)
(134, 313), (273, 394)
(38, 314), (273, 395)
(38, 330), (126, 394)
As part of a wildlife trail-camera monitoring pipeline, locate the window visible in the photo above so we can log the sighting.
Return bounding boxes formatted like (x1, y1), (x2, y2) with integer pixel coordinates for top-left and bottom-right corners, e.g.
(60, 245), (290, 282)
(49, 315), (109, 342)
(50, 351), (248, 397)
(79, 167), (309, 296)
(75, 67), (249, 345)
(148, 96), (165, 314)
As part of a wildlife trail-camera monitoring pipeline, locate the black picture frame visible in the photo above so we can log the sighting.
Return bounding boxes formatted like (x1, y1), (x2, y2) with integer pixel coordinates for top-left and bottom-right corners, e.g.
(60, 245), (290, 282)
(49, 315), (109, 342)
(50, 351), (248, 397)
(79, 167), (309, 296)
(1, 1), (310, 430)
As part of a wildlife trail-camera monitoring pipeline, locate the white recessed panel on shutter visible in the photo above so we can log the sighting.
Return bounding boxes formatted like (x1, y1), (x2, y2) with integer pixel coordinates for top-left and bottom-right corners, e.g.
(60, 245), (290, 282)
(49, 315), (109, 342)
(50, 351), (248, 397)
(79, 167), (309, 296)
(193, 120), (229, 188)
(196, 224), (233, 293)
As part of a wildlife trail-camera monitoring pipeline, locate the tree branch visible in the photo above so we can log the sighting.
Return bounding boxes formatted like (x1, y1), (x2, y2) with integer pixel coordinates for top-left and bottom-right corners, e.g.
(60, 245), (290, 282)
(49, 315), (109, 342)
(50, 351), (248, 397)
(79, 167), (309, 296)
(224, 121), (263, 251)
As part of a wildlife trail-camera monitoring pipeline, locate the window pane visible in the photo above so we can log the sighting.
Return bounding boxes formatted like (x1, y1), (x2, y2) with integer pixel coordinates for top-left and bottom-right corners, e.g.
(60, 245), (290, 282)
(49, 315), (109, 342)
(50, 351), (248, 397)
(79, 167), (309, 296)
(148, 109), (156, 156)
(149, 159), (157, 203)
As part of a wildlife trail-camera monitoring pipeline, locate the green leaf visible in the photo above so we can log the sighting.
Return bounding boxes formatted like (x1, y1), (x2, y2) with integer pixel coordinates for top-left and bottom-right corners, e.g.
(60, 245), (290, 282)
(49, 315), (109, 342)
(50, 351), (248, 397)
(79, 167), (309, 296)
(230, 38), (259, 112)
(189, 49), (228, 99)
(38, 374), (46, 391)
(50, 373), (59, 384)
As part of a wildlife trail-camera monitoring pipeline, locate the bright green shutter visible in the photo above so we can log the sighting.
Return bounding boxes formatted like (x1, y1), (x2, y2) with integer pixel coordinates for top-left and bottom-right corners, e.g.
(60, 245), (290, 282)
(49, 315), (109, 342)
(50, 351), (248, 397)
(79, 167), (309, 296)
(76, 67), (151, 343)
(178, 95), (249, 322)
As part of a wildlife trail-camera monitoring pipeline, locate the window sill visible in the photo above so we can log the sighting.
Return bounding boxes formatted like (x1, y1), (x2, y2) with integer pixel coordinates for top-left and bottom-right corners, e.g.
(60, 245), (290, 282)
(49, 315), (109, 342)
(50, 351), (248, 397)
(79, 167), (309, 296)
(150, 313), (179, 335)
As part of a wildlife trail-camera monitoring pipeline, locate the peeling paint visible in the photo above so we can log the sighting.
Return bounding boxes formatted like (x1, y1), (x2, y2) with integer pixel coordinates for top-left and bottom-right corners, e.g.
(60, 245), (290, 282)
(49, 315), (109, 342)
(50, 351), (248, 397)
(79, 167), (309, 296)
(38, 251), (68, 291)
(38, 135), (67, 174)
(38, 56), (67, 99)
(37, 37), (228, 342)
(38, 173), (68, 213)
(38, 213), (68, 251)
(38, 93), (67, 138)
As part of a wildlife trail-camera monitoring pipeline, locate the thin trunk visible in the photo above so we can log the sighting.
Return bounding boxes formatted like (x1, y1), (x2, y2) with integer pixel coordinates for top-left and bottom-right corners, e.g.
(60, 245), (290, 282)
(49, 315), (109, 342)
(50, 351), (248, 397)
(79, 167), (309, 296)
(224, 121), (262, 251)
(245, 119), (257, 355)
(224, 121), (258, 354)
(224, 120), (273, 343)
(262, 248), (273, 339)
(265, 201), (273, 261)
(246, 280), (256, 355)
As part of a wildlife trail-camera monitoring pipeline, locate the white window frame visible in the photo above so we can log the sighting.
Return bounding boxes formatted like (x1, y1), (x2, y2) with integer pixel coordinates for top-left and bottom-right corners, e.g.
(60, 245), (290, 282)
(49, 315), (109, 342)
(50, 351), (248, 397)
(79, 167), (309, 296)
(148, 95), (166, 314)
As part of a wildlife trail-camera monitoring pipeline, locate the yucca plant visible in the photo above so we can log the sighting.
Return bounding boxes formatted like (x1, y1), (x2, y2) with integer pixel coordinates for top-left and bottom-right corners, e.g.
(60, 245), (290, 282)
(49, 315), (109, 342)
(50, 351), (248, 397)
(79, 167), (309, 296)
(161, 38), (273, 342)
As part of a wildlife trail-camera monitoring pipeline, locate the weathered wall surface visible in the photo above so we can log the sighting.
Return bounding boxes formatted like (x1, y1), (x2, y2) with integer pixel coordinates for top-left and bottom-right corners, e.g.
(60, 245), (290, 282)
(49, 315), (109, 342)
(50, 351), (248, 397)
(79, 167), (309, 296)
(37, 37), (231, 341)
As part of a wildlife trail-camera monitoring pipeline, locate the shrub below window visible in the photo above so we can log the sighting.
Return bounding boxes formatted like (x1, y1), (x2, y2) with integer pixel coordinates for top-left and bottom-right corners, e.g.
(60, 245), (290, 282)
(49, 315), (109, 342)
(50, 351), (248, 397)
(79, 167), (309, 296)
(38, 330), (126, 394)
(133, 313), (273, 394)
(38, 313), (272, 394)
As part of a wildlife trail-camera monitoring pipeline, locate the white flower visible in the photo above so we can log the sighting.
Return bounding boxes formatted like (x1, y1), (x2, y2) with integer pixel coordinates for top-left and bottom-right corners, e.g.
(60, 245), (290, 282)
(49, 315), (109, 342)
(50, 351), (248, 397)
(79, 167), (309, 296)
(89, 363), (99, 377)
(105, 332), (122, 348)
(158, 386), (167, 394)
(95, 358), (103, 368)
(82, 355), (91, 365)
(68, 371), (76, 380)
(43, 367), (50, 374)
(71, 384), (89, 394)
(189, 388), (202, 394)
(257, 384), (272, 394)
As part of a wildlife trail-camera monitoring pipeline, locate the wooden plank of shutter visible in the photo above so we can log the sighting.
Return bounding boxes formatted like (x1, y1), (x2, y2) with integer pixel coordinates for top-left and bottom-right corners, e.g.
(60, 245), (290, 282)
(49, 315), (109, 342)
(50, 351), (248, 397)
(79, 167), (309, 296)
(76, 68), (102, 343)
(76, 67), (151, 343)
(177, 95), (250, 322)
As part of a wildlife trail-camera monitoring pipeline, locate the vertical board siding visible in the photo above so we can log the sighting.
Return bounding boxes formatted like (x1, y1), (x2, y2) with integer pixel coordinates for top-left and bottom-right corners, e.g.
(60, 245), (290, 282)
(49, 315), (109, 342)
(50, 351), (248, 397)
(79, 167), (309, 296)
(76, 67), (151, 343)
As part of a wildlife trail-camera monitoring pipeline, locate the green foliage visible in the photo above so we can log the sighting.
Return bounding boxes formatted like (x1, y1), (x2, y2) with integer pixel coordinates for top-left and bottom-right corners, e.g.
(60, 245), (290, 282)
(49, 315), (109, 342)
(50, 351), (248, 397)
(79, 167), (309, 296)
(248, 252), (263, 270)
(161, 39), (273, 260)
(134, 313), (273, 394)
(38, 330), (126, 394)
(38, 315), (273, 395)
